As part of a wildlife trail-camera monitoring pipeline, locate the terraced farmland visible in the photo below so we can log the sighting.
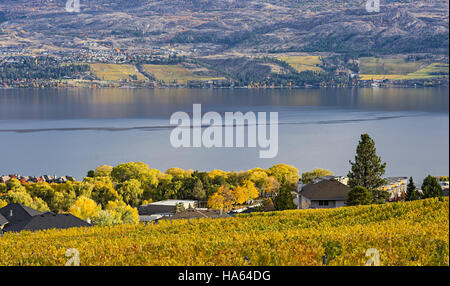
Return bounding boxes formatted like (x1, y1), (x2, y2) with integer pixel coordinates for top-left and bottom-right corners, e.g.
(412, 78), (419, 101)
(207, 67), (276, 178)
(90, 64), (147, 82)
(143, 64), (224, 84)
(278, 56), (323, 72)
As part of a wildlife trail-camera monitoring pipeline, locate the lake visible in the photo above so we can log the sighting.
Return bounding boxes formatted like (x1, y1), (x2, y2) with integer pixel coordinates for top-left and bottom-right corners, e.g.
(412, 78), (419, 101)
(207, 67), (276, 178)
(0, 87), (448, 181)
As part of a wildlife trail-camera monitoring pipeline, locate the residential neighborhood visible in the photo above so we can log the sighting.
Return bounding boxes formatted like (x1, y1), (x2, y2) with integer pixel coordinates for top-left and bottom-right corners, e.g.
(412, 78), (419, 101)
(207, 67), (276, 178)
(0, 174), (76, 184)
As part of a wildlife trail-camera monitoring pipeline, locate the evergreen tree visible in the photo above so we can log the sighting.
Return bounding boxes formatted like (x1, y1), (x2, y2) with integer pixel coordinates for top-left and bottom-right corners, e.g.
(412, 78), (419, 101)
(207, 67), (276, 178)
(273, 185), (295, 210)
(421, 175), (443, 198)
(406, 177), (420, 201)
(347, 134), (387, 203)
(346, 186), (372, 206)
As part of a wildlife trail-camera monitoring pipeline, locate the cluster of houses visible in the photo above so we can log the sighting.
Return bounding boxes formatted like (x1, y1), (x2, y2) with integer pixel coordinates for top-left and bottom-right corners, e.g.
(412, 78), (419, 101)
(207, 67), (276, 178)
(0, 174), (76, 184)
(0, 204), (90, 235)
(295, 176), (408, 210)
(294, 175), (449, 210)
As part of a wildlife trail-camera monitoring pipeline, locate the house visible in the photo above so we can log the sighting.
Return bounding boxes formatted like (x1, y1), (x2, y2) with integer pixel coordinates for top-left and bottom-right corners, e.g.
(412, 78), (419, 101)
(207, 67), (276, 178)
(0, 175), (10, 183)
(296, 179), (350, 209)
(138, 200), (198, 222)
(0, 203), (91, 233)
(381, 177), (407, 201)
(297, 176), (348, 192)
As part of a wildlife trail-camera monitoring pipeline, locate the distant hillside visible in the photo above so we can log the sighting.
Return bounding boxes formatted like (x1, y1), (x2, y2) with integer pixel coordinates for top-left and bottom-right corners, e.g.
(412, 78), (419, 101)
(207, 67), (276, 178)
(0, 0), (448, 56)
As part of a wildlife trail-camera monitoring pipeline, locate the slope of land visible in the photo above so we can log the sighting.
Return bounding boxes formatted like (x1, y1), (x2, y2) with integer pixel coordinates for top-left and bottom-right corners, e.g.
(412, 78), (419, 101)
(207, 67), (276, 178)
(0, 198), (448, 266)
(0, 0), (448, 56)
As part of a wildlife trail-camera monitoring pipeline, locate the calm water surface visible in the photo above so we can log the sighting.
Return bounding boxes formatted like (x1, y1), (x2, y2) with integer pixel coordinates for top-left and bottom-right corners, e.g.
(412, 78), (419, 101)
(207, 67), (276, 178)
(0, 88), (448, 180)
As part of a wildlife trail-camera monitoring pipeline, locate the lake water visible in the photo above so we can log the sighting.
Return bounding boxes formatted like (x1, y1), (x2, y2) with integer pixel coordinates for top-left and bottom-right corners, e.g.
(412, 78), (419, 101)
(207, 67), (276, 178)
(0, 87), (448, 181)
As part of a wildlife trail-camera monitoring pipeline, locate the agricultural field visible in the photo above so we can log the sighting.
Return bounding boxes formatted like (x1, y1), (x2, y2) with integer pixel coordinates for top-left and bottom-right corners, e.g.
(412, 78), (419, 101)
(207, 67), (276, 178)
(143, 64), (224, 84)
(359, 58), (449, 80)
(277, 56), (323, 72)
(90, 64), (147, 82)
(0, 198), (448, 266)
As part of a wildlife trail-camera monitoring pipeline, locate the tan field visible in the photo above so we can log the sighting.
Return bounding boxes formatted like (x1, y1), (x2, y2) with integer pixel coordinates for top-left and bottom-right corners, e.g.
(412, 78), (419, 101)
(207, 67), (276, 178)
(90, 64), (147, 81)
(277, 55), (323, 72)
(143, 64), (224, 84)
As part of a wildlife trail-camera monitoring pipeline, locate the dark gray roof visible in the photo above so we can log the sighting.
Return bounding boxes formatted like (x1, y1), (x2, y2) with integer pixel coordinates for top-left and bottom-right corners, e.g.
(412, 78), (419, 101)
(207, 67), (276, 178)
(300, 179), (350, 200)
(139, 204), (176, 215)
(160, 209), (232, 220)
(0, 203), (44, 224)
(3, 213), (91, 232)
(0, 213), (8, 226)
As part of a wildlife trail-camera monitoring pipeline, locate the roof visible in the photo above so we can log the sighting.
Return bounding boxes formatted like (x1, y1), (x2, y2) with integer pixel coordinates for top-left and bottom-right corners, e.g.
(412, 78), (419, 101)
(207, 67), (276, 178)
(0, 213), (8, 226)
(0, 203), (44, 224)
(384, 177), (408, 185)
(2, 212), (91, 232)
(300, 179), (350, 200)
(138, 204), (176, 215)
(146, 200), (197, 206)
(158, 209), (232, 220)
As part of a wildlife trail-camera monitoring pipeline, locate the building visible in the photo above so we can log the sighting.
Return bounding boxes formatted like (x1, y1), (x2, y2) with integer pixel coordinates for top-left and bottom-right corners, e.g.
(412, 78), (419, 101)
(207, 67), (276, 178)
(297, 176), (348, 192)
(296, 179), (350, 209)
(381, 177), (408, 201)
(138, 200), (198, 222)
(0, 203), (91, 233)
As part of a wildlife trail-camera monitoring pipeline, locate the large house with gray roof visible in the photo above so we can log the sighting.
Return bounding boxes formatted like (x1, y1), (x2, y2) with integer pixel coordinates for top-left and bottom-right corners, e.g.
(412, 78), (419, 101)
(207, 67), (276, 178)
(0, 203), (91, 233)
(295, 179), (350, 209)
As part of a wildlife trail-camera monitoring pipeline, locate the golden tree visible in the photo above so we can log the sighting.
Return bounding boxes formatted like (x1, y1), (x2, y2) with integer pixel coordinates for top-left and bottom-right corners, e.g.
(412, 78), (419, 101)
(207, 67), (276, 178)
(69, 196), (101, 221)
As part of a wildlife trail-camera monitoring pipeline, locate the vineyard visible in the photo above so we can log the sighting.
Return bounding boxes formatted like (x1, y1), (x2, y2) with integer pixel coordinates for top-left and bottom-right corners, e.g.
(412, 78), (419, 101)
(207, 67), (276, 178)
(0, 198), (448, 266)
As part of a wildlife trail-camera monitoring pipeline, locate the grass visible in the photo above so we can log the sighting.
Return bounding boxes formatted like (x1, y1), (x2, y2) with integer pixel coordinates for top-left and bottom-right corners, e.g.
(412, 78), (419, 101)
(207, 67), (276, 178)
(277, 56), (323, 72)
(90, 64), (147, 82)
(143, 64), (224, 84)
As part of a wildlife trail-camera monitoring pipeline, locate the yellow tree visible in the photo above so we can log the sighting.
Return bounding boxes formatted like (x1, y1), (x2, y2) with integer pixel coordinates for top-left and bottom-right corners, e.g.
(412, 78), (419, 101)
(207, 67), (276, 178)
(207, 185), (236, 213)
(261, 176), (281, 198)
(0, 199), (7, 208)
(95, 165), (113, 177)
(241, 180), (259, 201)
(301, 168), (334, 184)
(246, 168), (269, 189)
(106, 201), (139, 225)
(233, 186), (249, 205)
(69, 196), (101, 221)
(268, 164), (300, 188)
